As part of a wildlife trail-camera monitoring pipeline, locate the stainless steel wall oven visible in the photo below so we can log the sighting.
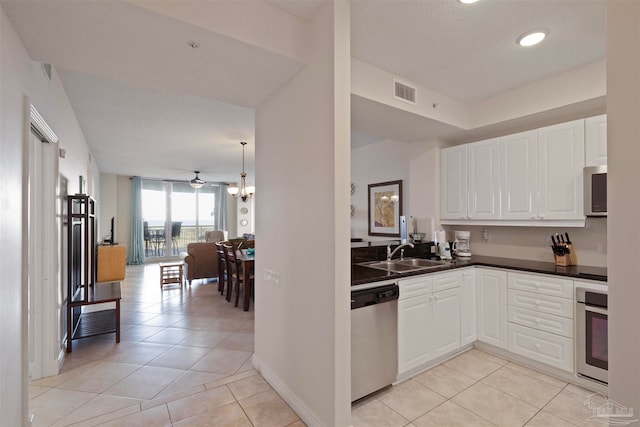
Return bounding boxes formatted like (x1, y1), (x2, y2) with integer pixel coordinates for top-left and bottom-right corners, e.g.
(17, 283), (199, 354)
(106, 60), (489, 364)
(576, 284), (608, 385)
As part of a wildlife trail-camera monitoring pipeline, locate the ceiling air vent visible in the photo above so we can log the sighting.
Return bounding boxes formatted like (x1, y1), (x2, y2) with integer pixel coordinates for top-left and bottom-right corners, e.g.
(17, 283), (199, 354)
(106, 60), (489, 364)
(393, 79), (417, 105)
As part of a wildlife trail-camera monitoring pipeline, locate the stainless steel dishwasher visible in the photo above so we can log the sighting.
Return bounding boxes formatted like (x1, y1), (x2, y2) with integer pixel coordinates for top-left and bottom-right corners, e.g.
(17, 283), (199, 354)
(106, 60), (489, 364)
(351, 281), (399, 402)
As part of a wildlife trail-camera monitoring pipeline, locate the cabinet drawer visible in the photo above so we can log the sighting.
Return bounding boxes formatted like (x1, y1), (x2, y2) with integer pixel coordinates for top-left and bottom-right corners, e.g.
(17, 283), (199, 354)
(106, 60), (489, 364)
(508, 306), (573, 338)
(508, 272), (573, 299)
(508, 323), (573, 372)
(508, 289), (573, 318)
(399, 276), (433, 300)
(432, 271), (462, 293)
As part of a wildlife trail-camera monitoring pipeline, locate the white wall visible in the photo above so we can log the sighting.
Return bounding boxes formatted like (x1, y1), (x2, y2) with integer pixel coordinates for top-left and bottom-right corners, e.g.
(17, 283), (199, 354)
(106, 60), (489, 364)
(443, 220), (607, 267)
(469, 61), (606, 128)
(351, 58), (469, 129)
(254, 2), (351, 426)
(235, 195), (254, 237)
(352, 57), (605, 133)
(408, 139), (441, 239)
(100, 173), (118, 241)
(350, 139), (412, 240)
(0, 7), (27, 425)
(607, 0), (640, 416)
(115, 175), (132, 249)
(0, 4), (97, 424)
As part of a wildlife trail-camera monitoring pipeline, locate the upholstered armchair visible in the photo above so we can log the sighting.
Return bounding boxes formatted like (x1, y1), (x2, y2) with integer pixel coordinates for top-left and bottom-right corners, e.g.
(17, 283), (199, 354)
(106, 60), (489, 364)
(204, 230), (225, 243)
(180, 242), (219, 286)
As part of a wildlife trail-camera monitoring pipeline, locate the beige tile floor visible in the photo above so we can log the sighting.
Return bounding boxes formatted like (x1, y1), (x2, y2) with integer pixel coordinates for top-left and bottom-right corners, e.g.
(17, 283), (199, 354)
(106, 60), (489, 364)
(352, 349), (606, 427)
(29, 264), (303, 427)
(31, 263), (603, 426)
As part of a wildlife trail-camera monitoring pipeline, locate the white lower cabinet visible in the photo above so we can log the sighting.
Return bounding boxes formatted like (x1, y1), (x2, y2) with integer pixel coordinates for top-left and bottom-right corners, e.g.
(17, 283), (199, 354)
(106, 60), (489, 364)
(398, 294), (434, 373)
(508, 306), (573, 338)
(396, 266), (583, 378)
(433, 287), (461, 356)
(461, 269), (477, 346)
(507, 323), (574, 372)
(506, 271), (574, 372)
(476, 268), (508, 349)
(398, 271), (461, 375)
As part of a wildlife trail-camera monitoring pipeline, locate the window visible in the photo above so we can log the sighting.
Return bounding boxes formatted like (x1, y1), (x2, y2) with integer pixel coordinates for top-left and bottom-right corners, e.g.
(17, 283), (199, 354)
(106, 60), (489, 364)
(141, 180), (225, 259)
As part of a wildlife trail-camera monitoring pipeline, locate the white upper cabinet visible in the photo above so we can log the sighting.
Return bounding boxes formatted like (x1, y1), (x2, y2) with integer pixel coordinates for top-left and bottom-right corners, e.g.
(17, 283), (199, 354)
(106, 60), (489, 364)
(500, 130), (538, 220)
(441, 145), (468, 220)
(441, 117), (587, 225)
(467, 138), (501, 220)
(585, 114), (607, 167)
(537, 119), (585, 220)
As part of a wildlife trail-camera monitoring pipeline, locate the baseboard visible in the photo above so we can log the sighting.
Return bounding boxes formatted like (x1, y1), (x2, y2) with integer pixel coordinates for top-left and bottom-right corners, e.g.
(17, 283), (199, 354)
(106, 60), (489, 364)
(57, 347), (65, 373)
(395, 344), (473, 383)
(252, 354), (329, 427)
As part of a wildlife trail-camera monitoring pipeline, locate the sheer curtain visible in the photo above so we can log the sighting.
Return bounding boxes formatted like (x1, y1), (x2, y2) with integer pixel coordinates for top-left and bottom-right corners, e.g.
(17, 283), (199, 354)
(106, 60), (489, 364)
(216, 183), (228, 231)
(128, 176), (145, 264)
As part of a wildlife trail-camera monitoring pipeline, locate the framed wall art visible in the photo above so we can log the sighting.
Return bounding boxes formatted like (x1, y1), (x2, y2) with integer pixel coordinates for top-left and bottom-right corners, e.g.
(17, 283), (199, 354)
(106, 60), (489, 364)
(368, 180), (402, 237)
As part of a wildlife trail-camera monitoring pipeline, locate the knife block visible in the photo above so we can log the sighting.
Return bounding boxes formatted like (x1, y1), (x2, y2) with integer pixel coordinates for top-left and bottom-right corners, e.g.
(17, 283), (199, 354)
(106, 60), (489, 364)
(554, 243), (578, 267)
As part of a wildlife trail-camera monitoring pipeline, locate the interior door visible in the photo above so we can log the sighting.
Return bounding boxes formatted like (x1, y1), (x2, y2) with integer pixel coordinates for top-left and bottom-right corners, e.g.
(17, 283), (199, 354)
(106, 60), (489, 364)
(27, 129), (59, 380)
(27, 130), (43, 380)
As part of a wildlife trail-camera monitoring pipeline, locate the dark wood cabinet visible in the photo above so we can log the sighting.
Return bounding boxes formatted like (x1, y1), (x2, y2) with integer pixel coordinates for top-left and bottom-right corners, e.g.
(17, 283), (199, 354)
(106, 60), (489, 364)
(66, 195), (121, 353)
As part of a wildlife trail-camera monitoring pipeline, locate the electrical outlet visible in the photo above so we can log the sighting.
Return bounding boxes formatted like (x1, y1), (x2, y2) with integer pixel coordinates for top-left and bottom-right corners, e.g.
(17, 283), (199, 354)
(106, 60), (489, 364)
(263, 269), (280, 287)
(482, 229), (489, 243)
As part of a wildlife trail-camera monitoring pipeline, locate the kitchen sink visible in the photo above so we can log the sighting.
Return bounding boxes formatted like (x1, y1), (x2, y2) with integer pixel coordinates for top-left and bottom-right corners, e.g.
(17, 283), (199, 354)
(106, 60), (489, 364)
(362, 261), (421, 272)
(359, 258), (448, 273)
(396, 258), (448, 268)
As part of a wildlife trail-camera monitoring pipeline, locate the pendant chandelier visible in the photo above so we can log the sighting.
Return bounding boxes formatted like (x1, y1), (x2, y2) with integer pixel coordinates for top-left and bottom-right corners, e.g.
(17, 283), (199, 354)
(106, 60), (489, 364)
(227, 141), (255, 202)
(190, 171), (205, 189)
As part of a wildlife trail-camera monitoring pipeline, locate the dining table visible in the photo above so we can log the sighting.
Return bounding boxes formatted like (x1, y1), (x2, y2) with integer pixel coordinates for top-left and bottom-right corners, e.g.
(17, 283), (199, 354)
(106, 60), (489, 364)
(236, 250), (255, 311)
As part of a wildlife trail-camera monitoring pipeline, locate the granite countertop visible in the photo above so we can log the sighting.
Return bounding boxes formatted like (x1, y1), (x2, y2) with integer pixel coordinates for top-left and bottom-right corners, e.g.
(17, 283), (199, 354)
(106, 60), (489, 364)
(351, 254), (608, 286)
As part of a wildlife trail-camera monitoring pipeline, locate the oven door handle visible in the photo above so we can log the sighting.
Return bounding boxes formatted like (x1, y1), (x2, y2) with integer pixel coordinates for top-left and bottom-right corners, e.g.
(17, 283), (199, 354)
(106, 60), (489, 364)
(585, 305), (608, 315)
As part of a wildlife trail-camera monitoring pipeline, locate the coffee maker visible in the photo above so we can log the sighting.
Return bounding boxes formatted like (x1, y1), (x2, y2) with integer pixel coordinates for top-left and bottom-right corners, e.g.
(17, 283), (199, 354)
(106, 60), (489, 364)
(453, 230), (471, 257)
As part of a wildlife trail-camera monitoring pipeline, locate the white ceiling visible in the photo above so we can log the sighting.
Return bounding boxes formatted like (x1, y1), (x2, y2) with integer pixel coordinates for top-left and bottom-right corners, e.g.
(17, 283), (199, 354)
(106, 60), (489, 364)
(1, 0), (606, 182)
(351, 0), (606, 103)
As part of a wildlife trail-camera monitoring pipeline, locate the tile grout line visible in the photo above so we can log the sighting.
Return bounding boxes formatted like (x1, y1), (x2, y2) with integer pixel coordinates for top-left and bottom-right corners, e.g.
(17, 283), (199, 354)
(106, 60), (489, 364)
(418, 369), (500, 426)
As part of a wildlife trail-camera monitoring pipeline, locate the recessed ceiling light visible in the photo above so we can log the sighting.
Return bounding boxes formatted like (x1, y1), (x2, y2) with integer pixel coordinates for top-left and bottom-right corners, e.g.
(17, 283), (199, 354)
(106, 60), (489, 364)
(517, 30), (548, 47)
(458, 0), (479, 3)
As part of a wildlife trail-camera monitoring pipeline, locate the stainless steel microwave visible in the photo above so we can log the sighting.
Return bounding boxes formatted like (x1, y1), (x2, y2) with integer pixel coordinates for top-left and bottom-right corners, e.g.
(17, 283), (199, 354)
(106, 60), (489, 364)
(584, 165), (607, 217)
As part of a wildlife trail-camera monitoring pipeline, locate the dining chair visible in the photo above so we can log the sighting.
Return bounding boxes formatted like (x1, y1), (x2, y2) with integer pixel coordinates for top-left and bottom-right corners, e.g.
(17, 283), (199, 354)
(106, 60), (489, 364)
(224, 244), (254, 307)
(154, 228), (165, 256)
(229, 237), (247, 250)
(143, 221), (151, 256)
(215, 241), (228, 295)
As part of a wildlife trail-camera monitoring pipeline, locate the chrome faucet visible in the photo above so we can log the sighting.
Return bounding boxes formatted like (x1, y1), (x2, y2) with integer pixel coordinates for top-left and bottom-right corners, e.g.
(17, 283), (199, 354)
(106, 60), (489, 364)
(387, 243), (414, 261)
